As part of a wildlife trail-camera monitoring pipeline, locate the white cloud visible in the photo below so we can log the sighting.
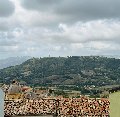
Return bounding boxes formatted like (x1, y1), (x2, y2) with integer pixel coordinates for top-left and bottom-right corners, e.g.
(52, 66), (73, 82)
(71, 43), (84, 50)
(42, 20), (120, 44)
(1, 19), (120, 58)
(1, 0), (120, 58)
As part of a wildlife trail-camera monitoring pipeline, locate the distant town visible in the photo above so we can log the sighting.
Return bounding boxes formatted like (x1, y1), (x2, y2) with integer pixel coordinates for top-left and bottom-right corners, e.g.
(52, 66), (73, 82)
(3, 80), (110, 116)
(1, 56), (120, 116)
(1, 56), (120, 98)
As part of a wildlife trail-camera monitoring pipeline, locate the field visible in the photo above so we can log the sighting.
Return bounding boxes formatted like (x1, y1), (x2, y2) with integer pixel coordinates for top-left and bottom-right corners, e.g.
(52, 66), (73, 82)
(110, 91), (120, 117)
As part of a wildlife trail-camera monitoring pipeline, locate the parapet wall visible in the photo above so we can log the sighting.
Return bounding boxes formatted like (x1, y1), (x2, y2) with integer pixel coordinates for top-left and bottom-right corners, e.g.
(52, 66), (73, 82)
(4, 97), (110, 117)
(0, 89), (4, 117)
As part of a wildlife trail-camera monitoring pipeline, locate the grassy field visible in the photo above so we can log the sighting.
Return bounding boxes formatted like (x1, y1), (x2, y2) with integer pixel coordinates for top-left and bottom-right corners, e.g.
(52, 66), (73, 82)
(110, 91), (120, 117)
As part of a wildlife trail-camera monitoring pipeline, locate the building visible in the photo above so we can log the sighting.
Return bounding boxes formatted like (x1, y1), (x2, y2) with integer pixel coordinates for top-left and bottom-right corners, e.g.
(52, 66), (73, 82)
(5, 80), (23, 100)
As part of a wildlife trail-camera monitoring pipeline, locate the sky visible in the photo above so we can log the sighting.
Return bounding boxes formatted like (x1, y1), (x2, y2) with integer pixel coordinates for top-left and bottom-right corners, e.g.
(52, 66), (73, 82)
(0, 0), (120, 59)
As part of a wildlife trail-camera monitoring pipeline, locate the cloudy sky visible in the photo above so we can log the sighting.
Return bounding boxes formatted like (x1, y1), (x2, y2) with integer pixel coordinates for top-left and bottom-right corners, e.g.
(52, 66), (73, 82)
(0, 0), (120, 59)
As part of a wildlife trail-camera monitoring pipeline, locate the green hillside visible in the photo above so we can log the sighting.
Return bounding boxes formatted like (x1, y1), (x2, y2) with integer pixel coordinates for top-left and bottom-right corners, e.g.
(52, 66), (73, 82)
(0, 56), (120, 88)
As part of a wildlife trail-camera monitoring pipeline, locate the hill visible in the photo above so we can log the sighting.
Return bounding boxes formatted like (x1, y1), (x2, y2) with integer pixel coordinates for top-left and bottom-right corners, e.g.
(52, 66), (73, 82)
(0, 56), (120, 87)
(0, 56), (31, 69)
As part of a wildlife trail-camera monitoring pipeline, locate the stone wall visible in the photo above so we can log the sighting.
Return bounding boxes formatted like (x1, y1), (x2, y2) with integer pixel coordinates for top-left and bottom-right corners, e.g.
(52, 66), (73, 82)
(4, 97), (110, 117)
(0, 89), (4, 117)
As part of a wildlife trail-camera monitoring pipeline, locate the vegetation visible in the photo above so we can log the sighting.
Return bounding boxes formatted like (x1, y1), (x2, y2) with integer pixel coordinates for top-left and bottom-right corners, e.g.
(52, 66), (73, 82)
(0, 56), (120, 95)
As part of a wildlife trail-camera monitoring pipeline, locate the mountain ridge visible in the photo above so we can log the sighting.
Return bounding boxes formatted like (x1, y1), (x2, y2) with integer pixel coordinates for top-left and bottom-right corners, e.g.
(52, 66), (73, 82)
(0, 56), (31, 69)
(0, 56), (120, 87)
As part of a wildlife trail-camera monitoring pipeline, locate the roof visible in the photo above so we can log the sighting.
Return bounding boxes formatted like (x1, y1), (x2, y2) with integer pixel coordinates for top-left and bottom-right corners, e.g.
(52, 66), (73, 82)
(8, 84), (22, 94)
(25, 91), (37, 99)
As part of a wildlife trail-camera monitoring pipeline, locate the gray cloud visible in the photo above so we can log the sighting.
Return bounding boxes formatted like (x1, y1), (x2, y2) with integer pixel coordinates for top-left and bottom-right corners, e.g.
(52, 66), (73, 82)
(0, 40), (17, 46)
(21, 0), (61, 11)
(0, 0), (15, 17)
(0, 21), (9, 31)
(21, 0), (120, 22)
(55, 0), (120, 21)
(0, 30), (21, 47)
(1, 0), (120, 59)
